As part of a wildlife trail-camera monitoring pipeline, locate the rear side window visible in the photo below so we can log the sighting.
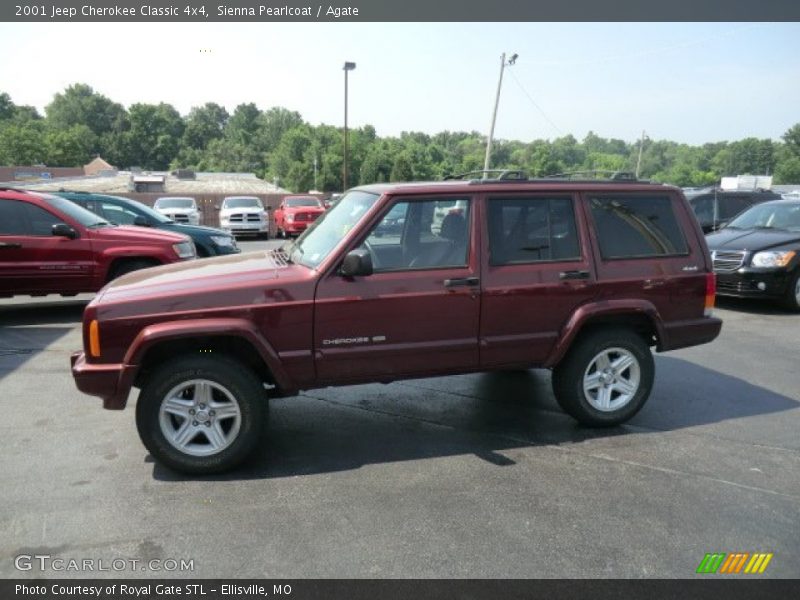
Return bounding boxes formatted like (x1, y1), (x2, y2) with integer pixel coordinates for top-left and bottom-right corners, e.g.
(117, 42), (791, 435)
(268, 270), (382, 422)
(589, 195), (688, 259)
(0, 200), (29, 235)
(488, 196), (581, 265)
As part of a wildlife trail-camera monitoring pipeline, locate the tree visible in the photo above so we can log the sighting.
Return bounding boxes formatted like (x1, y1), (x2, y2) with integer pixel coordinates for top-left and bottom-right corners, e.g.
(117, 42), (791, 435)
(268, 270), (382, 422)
(782, 123), (800, 157)
(182, 103), (228, 151)
(44, 124), (96, 166)
(45, 84), (127, 156)
(119, 103), (184, 169)
(0, 121), (47, 165)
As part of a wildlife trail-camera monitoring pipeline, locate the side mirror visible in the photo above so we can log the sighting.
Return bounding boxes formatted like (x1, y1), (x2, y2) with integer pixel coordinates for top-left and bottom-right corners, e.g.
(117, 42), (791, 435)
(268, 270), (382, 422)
(133, 215), (149, 227)
(340, 248), (373, 277)
(52, 223), (77, 239)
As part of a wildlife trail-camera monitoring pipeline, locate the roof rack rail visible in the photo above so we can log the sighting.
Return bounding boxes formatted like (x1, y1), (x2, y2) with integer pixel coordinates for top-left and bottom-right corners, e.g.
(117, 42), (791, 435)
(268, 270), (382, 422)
(542, 170), (642, 182)
(444, 169), (528, 182)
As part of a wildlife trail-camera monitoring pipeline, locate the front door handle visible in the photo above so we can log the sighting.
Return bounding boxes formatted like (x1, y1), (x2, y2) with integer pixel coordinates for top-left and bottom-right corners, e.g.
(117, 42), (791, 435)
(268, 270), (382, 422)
(559, 270), (590, 280)
(0, 242), (22, 249)
(444, 276), (480, 288)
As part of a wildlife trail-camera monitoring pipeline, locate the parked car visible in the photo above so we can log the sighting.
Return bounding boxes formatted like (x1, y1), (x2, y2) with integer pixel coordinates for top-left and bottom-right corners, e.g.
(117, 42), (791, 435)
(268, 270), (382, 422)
(685, 188), (781, 233)
(55, 191), (239, 258)
(274, 195), (326, 237)
(71, 174), (721, 474)
(217, 196), (269, 238)
(153, 197), (201, 225)
(707, 198), (800, 310)
(0, 188), (195, 298)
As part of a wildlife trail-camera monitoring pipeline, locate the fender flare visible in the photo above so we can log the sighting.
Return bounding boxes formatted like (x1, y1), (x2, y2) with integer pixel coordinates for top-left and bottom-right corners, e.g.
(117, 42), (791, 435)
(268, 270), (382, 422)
(543, 299), (666, 368)
(123, 317), (294, 392)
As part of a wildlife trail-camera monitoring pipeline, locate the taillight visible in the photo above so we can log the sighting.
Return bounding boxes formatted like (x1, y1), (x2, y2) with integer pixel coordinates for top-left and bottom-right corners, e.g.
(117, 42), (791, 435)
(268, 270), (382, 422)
(704, 273), (716, 317)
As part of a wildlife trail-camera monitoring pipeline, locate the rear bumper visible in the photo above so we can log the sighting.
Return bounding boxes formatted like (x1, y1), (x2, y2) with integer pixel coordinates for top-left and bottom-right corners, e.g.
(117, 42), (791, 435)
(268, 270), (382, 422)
(715, 268), (791, 299)
(70, 351), (136, 410)
(660, 317), (723, 352)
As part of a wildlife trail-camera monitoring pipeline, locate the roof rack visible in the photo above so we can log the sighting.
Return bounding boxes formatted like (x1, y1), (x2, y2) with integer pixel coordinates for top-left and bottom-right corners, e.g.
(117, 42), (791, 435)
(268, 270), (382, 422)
(542, 170), (642, 182)
(444, 169), (528, 182)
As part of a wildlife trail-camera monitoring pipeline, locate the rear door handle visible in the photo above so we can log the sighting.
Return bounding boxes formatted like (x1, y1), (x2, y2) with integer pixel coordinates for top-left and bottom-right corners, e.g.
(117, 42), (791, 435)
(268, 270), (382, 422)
(559, 270), (590, 280)
(0, 242), (22, 249)
(444, 276), (480, 288)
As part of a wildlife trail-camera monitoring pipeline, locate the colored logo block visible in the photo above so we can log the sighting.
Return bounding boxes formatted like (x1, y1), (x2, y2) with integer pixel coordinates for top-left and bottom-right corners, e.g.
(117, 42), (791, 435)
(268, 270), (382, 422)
(697, 552), (773, 574)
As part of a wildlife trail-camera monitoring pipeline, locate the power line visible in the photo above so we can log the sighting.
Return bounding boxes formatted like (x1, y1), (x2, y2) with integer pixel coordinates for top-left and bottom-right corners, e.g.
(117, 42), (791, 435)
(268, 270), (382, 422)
(506, 68), (562, 136)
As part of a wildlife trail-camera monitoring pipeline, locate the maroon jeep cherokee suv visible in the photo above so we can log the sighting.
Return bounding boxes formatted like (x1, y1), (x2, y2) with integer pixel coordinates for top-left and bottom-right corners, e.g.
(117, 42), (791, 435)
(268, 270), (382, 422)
(71, 175), (722, 474)
(0, 189), (196, 298)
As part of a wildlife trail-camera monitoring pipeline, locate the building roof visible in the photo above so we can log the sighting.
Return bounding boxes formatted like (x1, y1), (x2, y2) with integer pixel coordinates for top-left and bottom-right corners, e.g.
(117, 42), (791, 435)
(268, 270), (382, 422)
(8, 171), (288, 194)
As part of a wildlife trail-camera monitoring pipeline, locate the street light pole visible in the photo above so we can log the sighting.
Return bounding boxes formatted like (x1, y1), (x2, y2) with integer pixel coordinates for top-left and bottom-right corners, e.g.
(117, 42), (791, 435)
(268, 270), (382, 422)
(484, 52), (517, 175)
(343, 61), (356, 190)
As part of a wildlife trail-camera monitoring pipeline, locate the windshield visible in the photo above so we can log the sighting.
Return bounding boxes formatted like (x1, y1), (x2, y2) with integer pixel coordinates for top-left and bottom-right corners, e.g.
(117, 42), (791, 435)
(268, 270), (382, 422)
(289, 190), (380, 268)
(155, 198), (195, 209)
(727, 203), (800, 232)
(286, 197), (321, 208)
(41, 194), (111, 228)
(223, 197), (263, 209)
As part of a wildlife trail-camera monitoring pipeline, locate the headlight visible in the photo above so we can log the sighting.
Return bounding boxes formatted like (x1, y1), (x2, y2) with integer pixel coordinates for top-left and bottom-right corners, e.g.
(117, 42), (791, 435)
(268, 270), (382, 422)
(172, 241), (196, 259)
(286, 214), (294, 222)
(210, 235), (236, 248)
(751, 250), (796, 268)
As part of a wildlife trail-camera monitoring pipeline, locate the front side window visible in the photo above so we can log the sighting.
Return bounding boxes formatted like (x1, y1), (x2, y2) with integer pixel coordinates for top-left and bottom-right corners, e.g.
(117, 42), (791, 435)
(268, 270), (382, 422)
(24, 204), (61, 236)
(359, 197), (471, 271)
(718, 196), (753, 220)
(589, 195), (688, 259)
(488, 196), (580, 265)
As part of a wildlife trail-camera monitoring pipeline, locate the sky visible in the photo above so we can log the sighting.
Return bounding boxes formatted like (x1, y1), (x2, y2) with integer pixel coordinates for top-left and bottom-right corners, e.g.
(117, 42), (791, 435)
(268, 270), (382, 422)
(0, 22), (798, 146)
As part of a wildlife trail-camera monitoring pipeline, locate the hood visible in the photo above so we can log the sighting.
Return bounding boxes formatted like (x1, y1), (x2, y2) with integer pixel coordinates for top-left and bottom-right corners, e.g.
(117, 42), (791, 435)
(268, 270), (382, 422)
(157, 206), (196, 214)
(706, 227), (800, 252)
(221, 206), (264, 214)
(100, 250), (308, 304)
(285, 205), (324, 213)
(90, 225), (189, 244)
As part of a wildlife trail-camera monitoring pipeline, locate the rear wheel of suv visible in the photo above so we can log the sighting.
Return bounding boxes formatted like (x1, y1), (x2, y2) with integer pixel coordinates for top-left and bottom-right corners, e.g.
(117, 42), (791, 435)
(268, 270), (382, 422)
(782, 270), (800, 311)
(135, 355), (266, 474)
(552, 328), (654, 427)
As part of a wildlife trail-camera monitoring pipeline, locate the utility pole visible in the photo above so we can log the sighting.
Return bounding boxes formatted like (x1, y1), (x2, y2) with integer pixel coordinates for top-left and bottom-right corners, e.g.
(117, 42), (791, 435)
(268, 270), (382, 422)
(635, 130), (646, 179)
(483, 52), (517, 175)
(343, 61), (356, 191)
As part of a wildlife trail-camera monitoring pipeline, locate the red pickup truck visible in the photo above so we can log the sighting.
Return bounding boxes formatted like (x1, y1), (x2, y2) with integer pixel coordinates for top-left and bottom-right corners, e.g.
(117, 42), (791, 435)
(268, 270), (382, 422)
(71, 175), (721, 474)
(274, 195), (326, 237)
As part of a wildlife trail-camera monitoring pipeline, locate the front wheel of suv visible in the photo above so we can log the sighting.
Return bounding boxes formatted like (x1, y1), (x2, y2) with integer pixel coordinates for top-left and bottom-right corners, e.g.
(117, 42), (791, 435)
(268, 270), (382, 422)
(135, 355), (266, 474)
(552, 328), (654, 427)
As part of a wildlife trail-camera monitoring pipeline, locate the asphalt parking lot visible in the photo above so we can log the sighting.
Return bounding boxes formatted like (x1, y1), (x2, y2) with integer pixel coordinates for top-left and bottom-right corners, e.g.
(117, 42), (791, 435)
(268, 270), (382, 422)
(1, 239), (798, 579)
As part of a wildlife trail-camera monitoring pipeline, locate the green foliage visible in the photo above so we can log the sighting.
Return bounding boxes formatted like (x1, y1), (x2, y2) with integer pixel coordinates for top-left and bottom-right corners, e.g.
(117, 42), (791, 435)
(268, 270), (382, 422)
(1, 87), (800, 191)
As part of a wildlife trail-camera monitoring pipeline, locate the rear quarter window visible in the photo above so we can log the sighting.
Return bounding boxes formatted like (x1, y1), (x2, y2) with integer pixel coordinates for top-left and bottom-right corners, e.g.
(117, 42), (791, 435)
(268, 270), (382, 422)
(589, 195), (688, 259)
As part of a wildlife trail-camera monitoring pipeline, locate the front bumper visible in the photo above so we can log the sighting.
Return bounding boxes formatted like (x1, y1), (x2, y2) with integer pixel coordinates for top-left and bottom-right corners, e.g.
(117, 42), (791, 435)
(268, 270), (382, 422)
(715, 268), (792, 299)
(222, 222), (269, 235)
(70, 351), (136, 410)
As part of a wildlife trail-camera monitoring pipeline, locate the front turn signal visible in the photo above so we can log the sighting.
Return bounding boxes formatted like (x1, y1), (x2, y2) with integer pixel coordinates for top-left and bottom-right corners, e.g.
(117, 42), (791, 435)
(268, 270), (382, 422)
(89, 319), (101, 358)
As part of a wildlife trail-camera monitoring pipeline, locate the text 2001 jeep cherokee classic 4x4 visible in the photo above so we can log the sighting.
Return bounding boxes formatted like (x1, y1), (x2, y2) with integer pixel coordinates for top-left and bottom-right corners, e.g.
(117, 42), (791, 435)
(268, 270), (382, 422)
(71, 172), (722, 474)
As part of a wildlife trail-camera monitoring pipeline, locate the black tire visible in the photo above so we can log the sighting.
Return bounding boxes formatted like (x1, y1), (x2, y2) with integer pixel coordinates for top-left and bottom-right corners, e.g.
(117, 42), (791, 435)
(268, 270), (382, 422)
(135, 355), (266, 475)
(108, 259), (157, 282)
(781, 270), (800, 311)
(552, 328), (654, 427)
